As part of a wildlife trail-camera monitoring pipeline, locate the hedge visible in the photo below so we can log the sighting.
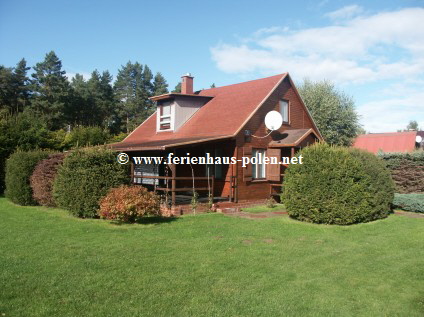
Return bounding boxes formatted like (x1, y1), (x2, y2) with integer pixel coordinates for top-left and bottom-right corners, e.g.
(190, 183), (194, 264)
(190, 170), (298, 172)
(378, 151), (424, 193)
(30, 153), (66, 207)
(392, 193), (424, 213)
(5, 149), (50, 205)
(53, 147), (129, 218)
(282, 143), (395, 225)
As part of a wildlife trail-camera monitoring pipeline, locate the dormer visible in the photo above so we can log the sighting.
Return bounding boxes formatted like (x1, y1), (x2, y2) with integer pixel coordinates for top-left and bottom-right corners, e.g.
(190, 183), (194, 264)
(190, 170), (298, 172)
(151, 74), (213, 133)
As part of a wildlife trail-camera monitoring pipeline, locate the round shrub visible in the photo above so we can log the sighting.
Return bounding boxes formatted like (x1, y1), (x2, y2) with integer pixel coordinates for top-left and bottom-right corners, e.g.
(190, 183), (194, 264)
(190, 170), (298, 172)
(30, 153), (66, 207)
(99, 185), (160, 222)
(53, 147), (129, 218)
(282, 143), (395, 225)
(5, 149), (50, 205)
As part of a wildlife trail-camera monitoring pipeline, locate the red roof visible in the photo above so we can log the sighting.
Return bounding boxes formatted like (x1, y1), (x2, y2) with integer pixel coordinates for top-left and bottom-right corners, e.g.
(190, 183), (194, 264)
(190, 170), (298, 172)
(116, 73), (287, 149)
(352, 131), (417, 153)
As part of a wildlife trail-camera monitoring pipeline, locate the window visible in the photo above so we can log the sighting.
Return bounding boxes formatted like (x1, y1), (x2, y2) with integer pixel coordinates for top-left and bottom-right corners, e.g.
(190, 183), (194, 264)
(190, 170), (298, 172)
(159, 102), (172, 130)
(252, 149), (266, 179)
(280, 100), (289, 123)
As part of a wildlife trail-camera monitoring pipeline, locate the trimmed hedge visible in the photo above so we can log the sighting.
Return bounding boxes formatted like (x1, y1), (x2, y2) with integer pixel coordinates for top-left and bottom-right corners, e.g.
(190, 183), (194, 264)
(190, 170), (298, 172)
(30, 153), (66, 207)
(282, 143), (395, 225)
(392, 193), (424, 213)
(377, 151), (424, 193)
(53, 147), (129, 218)
(5, 150), (50, 205)
(99, 185), (160, 222)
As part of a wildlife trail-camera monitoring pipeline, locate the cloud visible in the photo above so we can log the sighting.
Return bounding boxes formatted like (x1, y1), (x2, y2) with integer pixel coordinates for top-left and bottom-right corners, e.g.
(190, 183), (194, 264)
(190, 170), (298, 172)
(211, 7), (424, 84)
(325, 5), (363, 20)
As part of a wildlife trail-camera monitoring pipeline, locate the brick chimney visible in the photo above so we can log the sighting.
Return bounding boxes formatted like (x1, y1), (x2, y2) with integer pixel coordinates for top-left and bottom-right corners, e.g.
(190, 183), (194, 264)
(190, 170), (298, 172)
(181, 73), (194, 94)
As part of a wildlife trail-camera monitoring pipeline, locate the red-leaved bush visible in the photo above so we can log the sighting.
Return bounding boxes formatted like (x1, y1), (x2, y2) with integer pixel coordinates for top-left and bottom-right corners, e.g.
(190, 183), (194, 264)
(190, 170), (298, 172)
(98, 185), (160, 222)
(30, 153), (66, 207)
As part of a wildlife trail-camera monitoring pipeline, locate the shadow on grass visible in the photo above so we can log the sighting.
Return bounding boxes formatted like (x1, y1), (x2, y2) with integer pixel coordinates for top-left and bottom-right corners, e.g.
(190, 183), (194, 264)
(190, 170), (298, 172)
(109, 216), (179, 226)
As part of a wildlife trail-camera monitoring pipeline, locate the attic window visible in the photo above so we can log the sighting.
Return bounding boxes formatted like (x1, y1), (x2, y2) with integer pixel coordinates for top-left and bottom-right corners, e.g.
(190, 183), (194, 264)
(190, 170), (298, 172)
(159, 102), (172, 130)
(280, 100), (289, 123)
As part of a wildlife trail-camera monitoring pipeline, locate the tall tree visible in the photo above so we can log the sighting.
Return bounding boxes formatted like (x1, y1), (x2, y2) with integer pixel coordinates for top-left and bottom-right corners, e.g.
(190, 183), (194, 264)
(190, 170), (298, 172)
(298, 79), (361, 146)
(153, 72), (168, 96)
(31, 51), (70, 129)
(114, 61), (154, 132)
(0, 66), (14, 114)
(172, 82), (181, 93)
(406, 120), (419, 131)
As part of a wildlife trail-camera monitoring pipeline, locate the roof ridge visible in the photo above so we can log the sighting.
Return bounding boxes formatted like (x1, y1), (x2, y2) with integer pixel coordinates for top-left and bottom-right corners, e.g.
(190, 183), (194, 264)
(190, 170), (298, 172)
(199, 73), (287, 93)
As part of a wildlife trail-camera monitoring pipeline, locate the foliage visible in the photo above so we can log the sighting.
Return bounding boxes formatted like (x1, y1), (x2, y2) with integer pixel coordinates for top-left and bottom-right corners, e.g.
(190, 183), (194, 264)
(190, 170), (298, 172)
(172, 82), (181, 93)
(98, 185), (160, 222)
(298, 79), (361, 146)
(282, 143), (395, 225)
(30, 51), (70, 130)
(30, 153), (66, 207)
(53, 147), (129, 218)
(0, 112), (52, 193)
(406, 120), (419, 131)
(378, 151), (424, 193)
(114, 61), (155, 133)
(266, 197), (277, 208)
(5, 149), (50, 205)
(107, 132), (128, 144)
(64, 126), (110, 148)
(152, 72), (169, 96)
(392, 193), (424, 213)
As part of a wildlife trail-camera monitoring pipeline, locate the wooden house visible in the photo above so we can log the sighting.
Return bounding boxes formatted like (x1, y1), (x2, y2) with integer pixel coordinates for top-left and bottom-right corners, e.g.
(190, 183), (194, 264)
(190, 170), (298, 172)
(112, 73), (323, 206)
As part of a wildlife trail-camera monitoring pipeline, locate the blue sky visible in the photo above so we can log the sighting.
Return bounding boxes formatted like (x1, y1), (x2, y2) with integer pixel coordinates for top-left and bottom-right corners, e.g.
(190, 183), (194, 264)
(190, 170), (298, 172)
(1, 0), (423, 132)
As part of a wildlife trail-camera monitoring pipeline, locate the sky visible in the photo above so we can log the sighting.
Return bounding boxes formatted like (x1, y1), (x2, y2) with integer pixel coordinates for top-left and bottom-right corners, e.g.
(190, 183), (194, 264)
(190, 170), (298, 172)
(1, 0), (423, 133)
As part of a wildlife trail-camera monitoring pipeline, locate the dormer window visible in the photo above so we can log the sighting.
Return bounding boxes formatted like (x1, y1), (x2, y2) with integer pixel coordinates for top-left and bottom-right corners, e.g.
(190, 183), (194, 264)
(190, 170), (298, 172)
(159, 102), (173, 131)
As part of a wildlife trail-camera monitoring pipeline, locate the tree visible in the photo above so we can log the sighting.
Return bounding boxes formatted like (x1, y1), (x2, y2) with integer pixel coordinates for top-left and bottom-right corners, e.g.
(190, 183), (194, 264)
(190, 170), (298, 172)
(114, 61), (155, 133)
(172, 82), (181, 93)
(31, 51), (70, 130)
(0, 59), (30, 115)
(153, 72), (168, 96)
(298, 79), (361, 146)
(406, 120), (419, 131)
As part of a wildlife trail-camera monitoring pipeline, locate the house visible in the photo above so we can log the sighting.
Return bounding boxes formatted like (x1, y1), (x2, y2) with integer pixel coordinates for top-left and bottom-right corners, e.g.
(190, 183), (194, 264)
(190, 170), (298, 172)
(353, 131), (423, 154)
(112, 73), (323, 208)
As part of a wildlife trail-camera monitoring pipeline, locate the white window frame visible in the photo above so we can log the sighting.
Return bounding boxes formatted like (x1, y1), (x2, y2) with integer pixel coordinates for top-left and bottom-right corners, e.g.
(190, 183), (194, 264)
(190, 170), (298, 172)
(280, 99), (289, 124)
(252, 149), (266, 179)
(157, 101), (174, 131)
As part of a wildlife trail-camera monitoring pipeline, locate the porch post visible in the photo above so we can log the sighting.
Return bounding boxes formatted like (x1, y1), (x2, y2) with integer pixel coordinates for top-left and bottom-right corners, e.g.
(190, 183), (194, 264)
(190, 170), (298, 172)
(169, 163), (176, 207)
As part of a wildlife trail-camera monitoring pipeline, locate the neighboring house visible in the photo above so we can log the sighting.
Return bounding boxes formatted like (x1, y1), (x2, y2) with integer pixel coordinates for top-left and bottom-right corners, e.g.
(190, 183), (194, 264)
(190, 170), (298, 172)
(112, 73), (322, 205)
(353, 131), (423, 154)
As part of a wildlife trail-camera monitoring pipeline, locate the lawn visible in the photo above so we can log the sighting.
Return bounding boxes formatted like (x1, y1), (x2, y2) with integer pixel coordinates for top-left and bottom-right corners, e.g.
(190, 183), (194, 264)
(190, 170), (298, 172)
(1, 197), (423, 317)
(242, 203), (286, 213)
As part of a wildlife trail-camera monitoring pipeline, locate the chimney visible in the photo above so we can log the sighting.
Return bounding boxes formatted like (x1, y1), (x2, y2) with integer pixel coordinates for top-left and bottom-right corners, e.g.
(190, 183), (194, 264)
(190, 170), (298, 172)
(181, 73), (194, 94)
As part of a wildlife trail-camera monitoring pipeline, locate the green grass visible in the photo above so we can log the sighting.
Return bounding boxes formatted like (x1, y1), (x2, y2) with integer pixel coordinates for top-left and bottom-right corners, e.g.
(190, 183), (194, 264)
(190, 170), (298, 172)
(1, 197), (423, 317)
(242, 203), (286, 213)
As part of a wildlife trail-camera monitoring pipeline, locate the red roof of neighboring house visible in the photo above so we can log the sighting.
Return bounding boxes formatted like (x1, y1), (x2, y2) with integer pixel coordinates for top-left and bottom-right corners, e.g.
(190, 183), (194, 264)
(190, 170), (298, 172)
(116, 73), (287, 149)
(352, 131), (417, 153)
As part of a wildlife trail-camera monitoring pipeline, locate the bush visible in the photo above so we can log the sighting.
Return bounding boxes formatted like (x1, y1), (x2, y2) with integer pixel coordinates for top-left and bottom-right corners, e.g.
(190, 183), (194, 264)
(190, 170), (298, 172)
(392, 193), (424, 213)
(5, 149), (50, 205)
(282, 143), (395, 225)
(53, 147), (129, 218)
(30, 153), (66, 207)
(377, 151), (424, 193)
(99, 185), (160, 222)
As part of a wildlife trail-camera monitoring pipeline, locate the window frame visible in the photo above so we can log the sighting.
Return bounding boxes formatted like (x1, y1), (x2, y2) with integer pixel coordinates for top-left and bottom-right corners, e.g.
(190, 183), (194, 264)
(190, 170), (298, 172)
(252, 148), (266, 180)
(279, 99), (289, 124)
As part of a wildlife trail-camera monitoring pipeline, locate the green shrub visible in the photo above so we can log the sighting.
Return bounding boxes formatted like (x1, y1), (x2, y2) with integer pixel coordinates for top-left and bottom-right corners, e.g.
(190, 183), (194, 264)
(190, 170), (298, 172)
(98, 185), (160, 222)
(282, 143), (395, 225)
(5, 149), (50, 205)
(30, 153), (66, 207)
(53, 147), (129, 218)
(377, 151), (424, 193)
(392, 193), (424, 213)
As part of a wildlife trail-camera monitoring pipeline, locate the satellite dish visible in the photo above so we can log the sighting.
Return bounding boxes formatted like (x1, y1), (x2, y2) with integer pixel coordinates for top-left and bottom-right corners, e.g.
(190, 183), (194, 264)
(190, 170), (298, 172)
(416, 135), (423, 143)
(264, 111), (283, 131)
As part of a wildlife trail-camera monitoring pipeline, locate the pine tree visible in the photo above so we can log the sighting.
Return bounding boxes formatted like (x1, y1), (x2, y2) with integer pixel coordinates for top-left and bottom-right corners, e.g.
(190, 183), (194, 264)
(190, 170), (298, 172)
(172, 82), (181, 93)
(12, 59), (31, 113)
(31, 51), (70, 129)
(153, 72), (168, 96)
